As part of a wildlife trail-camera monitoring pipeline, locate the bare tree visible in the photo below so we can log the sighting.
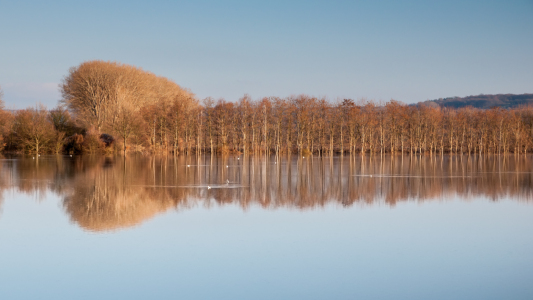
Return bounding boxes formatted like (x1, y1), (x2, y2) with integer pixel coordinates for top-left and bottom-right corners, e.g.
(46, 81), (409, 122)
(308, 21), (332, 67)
(12, 105), (55, 154)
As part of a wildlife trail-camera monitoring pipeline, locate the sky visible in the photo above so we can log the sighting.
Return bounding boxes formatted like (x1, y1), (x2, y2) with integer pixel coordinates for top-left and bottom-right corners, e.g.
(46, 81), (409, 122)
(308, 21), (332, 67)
(0, 0), (532, 108)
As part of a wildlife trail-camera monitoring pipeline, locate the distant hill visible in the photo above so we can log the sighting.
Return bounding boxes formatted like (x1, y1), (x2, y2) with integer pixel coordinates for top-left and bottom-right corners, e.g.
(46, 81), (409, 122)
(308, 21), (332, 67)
(419, 94), (533, 109)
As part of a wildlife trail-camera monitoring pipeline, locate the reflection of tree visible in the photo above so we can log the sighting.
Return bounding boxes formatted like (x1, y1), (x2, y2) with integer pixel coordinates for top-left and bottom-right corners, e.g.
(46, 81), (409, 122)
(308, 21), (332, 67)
(63, 181), (174, 232)
(61, 157), (186, 231)
(0, 155), (532, 231)
(0, 158), (8, 211)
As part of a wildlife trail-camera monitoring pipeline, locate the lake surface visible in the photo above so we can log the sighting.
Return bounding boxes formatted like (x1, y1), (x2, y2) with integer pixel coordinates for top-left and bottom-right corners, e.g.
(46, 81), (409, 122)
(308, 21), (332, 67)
(1, 154), (532, 299)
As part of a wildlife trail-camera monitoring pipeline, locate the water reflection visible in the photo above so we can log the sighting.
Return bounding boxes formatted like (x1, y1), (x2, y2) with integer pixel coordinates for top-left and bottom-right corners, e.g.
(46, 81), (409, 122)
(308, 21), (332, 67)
(1, 154), (532, 231)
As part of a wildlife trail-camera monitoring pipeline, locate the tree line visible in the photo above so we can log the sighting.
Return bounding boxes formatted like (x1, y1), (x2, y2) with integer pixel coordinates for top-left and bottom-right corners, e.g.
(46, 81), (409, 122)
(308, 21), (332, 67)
(1, 61), (533, 155)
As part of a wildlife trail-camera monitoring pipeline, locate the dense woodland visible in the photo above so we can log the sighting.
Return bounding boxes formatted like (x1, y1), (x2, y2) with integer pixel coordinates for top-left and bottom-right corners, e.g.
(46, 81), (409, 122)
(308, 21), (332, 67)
(1, 61), (533, 155)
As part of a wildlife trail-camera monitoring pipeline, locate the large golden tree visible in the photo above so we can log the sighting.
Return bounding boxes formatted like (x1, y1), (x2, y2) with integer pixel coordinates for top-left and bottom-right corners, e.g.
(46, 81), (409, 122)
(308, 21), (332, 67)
(60, 60), (195, 134)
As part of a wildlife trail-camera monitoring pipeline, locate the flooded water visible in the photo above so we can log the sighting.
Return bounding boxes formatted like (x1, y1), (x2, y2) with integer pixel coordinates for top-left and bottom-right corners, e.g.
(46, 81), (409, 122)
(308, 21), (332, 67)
(1, 154), (532, 299)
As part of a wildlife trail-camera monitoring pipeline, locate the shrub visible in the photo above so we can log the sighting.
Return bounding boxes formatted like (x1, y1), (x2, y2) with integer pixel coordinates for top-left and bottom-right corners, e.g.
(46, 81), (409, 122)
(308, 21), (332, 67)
(82, 129), (105, 153)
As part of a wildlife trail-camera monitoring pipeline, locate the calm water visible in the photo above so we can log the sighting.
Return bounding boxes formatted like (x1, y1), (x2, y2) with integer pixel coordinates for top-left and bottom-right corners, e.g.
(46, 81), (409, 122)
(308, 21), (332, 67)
(1, 154), (532, 299)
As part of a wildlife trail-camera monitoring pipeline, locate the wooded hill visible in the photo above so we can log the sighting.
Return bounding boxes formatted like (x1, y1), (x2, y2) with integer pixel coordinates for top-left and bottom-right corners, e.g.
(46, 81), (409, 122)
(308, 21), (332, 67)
(419, 94), (533, 109)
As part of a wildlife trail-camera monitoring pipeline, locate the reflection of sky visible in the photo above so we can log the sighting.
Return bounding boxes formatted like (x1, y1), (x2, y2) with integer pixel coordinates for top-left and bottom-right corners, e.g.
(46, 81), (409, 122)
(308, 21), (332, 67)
(1, 0), (532, 108)
(1, 191), (532, 299)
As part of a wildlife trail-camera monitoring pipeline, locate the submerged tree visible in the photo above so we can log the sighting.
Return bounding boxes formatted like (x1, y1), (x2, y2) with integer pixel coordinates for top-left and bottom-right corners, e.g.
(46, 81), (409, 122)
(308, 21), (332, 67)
(60, 60), (197, 149)
(0, 87), (14, 151)
(12, 105), (55, 154)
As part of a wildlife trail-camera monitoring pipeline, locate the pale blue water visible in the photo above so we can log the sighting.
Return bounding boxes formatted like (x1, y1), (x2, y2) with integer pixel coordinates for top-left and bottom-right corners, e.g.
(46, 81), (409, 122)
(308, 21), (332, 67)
(0, 155), (532, 299)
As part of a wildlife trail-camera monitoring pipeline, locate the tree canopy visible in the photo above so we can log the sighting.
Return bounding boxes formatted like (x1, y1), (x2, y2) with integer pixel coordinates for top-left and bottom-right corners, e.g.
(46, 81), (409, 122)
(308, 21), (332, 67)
(60, 60), (196, 132)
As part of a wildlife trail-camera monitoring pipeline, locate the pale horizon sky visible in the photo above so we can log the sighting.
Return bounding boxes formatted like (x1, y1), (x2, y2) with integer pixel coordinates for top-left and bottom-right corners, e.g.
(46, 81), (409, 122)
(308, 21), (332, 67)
(1, 0), (532, 108)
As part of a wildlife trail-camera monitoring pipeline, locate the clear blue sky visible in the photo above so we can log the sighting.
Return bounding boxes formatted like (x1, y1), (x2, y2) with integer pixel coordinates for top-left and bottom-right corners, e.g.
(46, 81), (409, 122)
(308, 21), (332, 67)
(0, 0), (532, 108)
